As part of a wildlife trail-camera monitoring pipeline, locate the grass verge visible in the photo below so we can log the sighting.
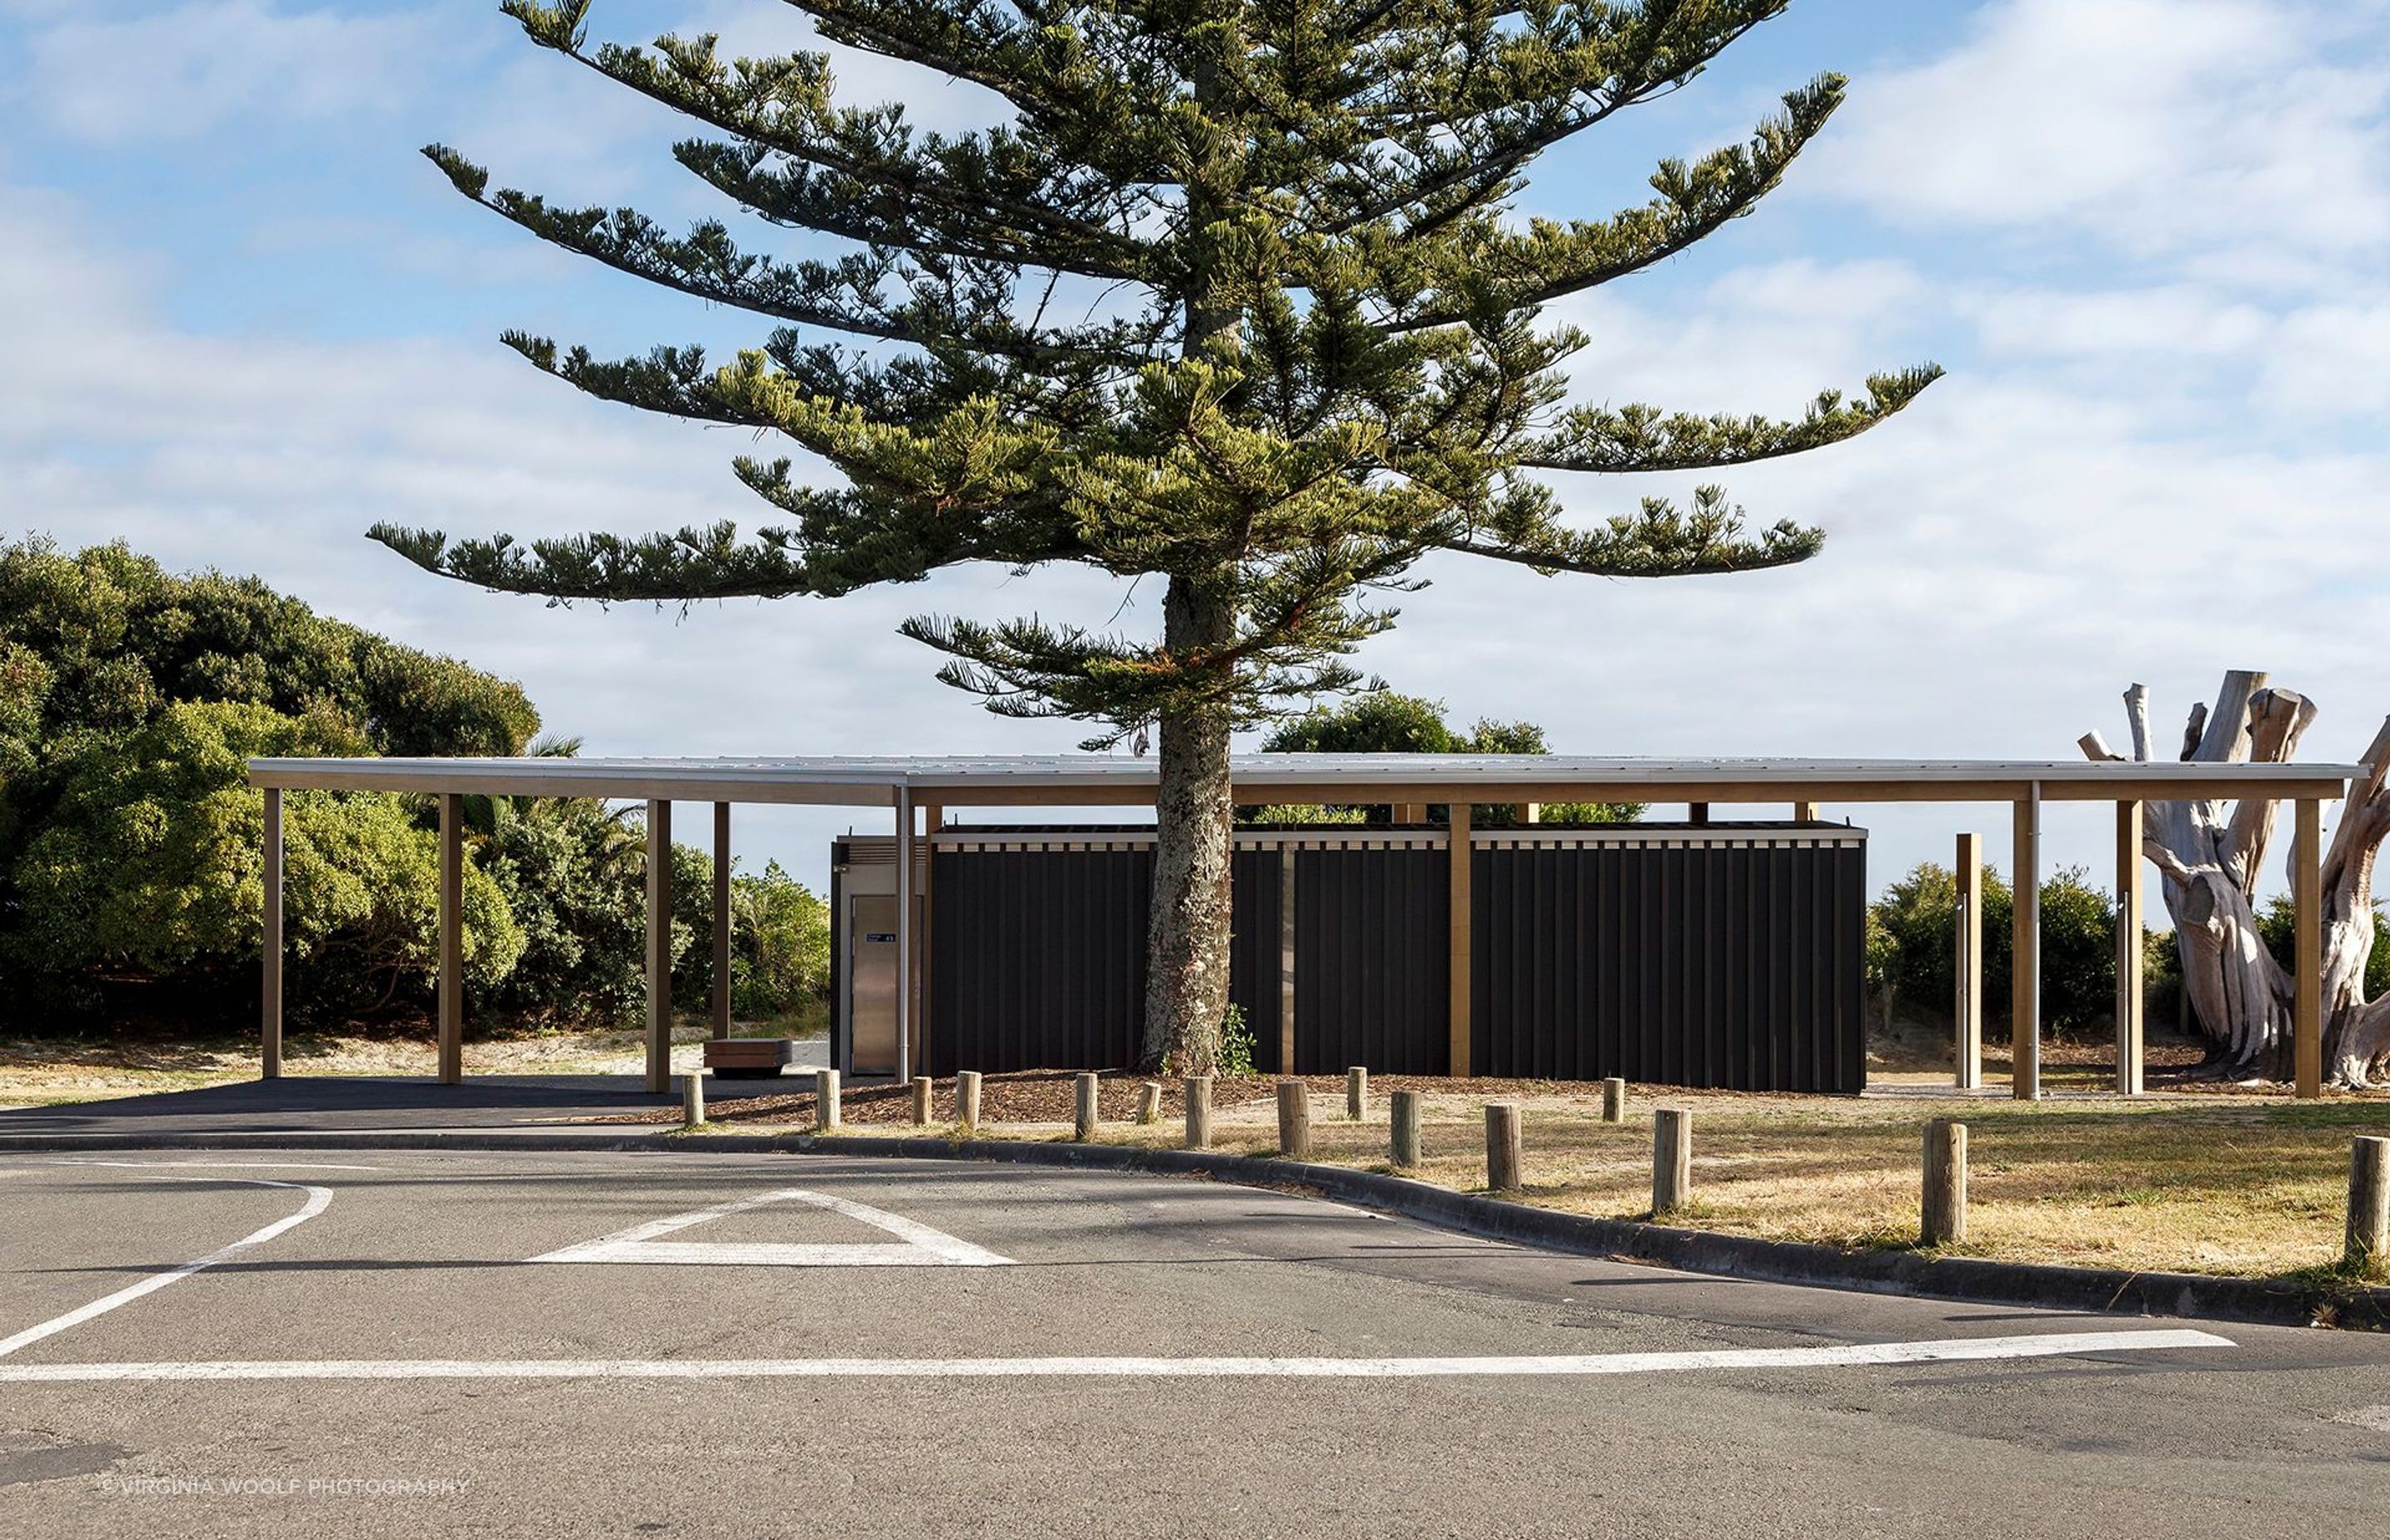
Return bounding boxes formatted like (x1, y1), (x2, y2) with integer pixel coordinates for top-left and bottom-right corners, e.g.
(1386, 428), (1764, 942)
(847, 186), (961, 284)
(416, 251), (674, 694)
(691, 1075), (2390, 1282)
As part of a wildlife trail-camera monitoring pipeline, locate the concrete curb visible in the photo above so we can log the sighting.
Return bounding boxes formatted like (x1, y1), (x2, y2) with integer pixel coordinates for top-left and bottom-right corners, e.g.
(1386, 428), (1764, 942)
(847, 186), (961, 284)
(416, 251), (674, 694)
(6, 1126), (2383, 1331)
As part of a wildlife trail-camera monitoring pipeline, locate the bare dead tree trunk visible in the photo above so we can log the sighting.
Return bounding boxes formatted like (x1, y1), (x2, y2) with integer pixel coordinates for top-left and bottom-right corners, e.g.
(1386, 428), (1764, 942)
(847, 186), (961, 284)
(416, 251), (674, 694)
(2090, 671), (2390, 1085)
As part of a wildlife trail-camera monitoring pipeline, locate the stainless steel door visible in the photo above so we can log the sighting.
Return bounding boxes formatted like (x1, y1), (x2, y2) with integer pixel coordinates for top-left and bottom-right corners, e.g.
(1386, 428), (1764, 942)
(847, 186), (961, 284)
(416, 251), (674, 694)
(848, 894), (900, 1074)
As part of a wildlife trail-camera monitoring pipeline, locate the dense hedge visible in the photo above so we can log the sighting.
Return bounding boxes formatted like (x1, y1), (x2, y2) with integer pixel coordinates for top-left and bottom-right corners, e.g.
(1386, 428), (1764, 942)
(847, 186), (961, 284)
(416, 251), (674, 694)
(1866, 860), (2183, 1036)
(1251, 692), (1642, 826)
(0, 539), (827, 1035)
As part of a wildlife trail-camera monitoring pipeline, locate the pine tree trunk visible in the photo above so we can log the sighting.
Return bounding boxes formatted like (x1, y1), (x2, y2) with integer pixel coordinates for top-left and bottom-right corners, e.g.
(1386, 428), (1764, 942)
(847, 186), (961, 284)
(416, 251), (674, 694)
(1139, 39), (1243, 1076)
(1141, 577), (1236, 1072)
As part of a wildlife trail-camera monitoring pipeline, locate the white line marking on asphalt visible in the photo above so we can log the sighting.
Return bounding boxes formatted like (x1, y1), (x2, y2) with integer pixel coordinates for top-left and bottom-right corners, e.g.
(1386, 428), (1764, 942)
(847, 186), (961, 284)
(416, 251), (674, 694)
(42, 1160), (387, 1172)
(0, 1329), (2233, 1382)
(530, 1186), (1012, 1268)
(0, 1178), (334, 1361)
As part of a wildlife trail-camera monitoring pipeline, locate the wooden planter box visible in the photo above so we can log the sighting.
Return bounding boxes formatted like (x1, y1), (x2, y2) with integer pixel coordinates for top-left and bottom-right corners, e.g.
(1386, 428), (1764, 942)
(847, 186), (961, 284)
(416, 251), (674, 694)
(702, 1038), (798, 1079)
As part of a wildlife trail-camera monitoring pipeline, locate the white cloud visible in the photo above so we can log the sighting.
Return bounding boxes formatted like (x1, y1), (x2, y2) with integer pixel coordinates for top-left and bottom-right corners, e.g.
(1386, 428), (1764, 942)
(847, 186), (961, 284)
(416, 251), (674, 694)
(12, 2), (2390, 895)
(22, 1), (450, 144)
(0, 177), (1126, 873)
(1811, 0), (2390, 285)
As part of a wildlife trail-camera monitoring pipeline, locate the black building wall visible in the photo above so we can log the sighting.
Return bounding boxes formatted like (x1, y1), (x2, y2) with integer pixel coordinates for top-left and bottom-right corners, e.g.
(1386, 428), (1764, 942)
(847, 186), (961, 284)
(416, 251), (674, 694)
(1291, 846), (1448, 1074)
(904, 825), (1865, 1091)
(1471, 837), (1866, 1093)
(926, 836), (1283, 1077)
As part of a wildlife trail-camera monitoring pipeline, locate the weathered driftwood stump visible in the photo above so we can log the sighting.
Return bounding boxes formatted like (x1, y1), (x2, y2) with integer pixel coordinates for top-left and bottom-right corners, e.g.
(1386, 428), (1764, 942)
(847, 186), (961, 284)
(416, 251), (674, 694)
(2085, 670), (2390, 1086)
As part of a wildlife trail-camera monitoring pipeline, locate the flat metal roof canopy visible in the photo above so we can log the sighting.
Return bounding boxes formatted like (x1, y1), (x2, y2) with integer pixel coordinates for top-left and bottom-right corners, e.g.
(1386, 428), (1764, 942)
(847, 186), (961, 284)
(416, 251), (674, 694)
(246, 753), (2361, 807)
(244, 749), (2360, 1102)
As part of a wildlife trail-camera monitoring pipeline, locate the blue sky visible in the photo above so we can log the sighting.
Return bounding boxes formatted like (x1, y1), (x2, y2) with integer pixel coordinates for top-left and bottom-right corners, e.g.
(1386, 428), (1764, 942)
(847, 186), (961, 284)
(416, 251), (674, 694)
(7, 0), (2390, 897)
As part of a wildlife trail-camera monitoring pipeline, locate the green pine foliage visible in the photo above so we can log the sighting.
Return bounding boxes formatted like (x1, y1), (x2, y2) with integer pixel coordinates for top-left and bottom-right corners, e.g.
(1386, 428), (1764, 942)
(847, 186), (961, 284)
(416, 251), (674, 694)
(378, 0), (1935, 737)
(374, 1), (1939, 1064)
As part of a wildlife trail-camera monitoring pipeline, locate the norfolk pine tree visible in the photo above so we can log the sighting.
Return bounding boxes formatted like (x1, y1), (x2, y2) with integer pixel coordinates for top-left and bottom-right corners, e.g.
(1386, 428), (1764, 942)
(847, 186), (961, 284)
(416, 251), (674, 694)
(373, 0), (1939, 1072)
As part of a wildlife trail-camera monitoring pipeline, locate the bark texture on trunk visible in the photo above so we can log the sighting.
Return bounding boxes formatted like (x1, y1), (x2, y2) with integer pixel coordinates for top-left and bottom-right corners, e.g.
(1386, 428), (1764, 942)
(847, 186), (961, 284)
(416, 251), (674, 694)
(1140, 576), (1236, 1072)
(2090, 671), (2390, 1085)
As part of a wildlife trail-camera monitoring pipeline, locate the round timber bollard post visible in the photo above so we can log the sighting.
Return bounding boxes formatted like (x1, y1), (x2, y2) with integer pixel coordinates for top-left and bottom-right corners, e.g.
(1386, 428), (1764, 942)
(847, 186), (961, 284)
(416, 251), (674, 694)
(1137, 1081), (1163, 1125)
(2349, 1135), (2390, 1274)
(1346, 1066), (1368, 1121)
(1389, 1089), (1422, 1168)
(814, 1069), (841, 1133)
(1074, 1072), (1100, 1142)
(681, 1073), (705, 1129)
(1276, 1079), (1311, 1159)
(1485, 1103), (1524, 1192)
(955, 1070), (983, 1130)
(1651, 1109), (1691, 1216)
(1602, 1077), (1627, 1123)
(1185, 1075), (1213, 1149)
(1921, 1118), (1968, 1247)
(910, 1075), (933, 1128)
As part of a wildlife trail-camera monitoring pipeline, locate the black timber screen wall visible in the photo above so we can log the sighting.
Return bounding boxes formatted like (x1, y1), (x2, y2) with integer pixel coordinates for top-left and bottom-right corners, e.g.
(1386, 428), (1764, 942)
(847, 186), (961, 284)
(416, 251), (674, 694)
(926, 834), (1281, 1076)
(884, 822), (1864, 1091)
(1292, 846), (1448, 1074)
(1471, 832), (1866, 1093)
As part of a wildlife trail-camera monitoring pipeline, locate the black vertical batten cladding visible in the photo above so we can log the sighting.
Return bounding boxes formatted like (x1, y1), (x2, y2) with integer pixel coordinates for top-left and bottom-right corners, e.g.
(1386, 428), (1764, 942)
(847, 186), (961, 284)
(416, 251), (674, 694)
(924, 830), (1283, 1075)
(1292, 842), (1447, 1074)
(883, 821), (1864, 1091)
(1470, 825), (1867, 1094)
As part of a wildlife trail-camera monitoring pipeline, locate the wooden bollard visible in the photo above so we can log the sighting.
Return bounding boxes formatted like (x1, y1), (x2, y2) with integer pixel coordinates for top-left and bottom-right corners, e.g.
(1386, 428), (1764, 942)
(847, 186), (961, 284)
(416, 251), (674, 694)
(1651, 1109), (1690, 1215)
(1602, 1077), (1627, 1123)
(1185, 1075), (1213, 1149)
(1485, 1102), (1523, 1192)
(1390, 1089), (1422, 1167)
(1276, 1079), (1310, 1158)
(2349, 1135), (2390, 1274)
(1346, 1066), (1368, 1121)
(681, 1073), (705, 1129)
(1921, 1118), (1968, 1246)
(910, 1075), (932, 1127)
(813, 1069), (841, 1133)
(1137, 1081), (1163, 1125)
(956, 1070), (983, 1129)
(1074, 1071), (1100, 1141)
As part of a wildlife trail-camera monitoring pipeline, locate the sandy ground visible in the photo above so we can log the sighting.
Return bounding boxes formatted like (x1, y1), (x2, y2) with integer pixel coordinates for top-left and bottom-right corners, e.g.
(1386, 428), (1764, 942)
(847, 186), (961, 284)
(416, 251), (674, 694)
(0, 1021), (819, 1107)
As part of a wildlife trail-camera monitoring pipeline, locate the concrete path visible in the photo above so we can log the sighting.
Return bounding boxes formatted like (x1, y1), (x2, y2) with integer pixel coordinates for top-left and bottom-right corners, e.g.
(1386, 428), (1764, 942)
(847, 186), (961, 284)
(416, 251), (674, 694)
(0, 1070), (797, 1138)
(0, 1148), (2385, 1537)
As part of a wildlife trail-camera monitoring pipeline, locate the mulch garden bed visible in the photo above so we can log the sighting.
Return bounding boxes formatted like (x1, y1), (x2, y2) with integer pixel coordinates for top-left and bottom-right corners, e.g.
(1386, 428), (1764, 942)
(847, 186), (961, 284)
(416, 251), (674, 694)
(593, 1068), (1656, 1128)
(589, 1037), (2260, 1130)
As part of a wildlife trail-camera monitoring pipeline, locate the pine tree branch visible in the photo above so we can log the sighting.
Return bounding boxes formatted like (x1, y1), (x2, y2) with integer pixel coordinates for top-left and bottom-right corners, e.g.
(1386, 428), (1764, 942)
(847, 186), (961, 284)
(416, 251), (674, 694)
(1391, 77), (1846, 329)
(500, 326), (1125, 437)
(1321, 0), (1792, 233)
(498, 2), (1168, 261)
(365, 519), (830, 602)
(673, 138), (1148, 281)
(1523, 367), (1945, 474)
(422, 145), (1170, 364)
(1441, 485), (1824, 578)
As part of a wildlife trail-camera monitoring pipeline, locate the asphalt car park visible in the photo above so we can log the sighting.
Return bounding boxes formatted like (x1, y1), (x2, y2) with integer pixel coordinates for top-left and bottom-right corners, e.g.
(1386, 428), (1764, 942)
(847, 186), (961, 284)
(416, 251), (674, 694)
(2, 1149), (2388, 1538)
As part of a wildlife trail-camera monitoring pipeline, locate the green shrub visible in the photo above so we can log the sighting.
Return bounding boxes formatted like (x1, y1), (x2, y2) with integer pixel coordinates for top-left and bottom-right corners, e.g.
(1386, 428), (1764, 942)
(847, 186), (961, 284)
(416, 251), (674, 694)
(1866, 860), (2174, 1037)
(0, 536), (544, 1029)
(5, 699), (520, 1024)
(1249, 692), (1641, 826)
(1216, 1001), (1256, 1077)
